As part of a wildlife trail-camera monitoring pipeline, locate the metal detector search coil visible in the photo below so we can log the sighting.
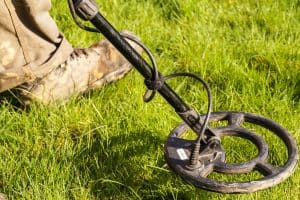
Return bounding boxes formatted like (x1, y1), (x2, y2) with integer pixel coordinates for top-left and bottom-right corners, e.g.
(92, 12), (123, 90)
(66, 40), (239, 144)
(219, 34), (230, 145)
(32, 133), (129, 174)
(165, 112), (298, 193)
(69, 0), (298, 193)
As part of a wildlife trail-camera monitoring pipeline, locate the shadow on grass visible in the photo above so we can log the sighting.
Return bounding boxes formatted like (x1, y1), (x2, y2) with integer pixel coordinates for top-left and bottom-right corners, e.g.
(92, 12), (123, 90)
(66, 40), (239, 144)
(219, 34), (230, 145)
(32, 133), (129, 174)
(71, 127), (211, 199)
(74, 129), (161, 198)
(0, 89), (27, 110)
(293, 77), (300, 102)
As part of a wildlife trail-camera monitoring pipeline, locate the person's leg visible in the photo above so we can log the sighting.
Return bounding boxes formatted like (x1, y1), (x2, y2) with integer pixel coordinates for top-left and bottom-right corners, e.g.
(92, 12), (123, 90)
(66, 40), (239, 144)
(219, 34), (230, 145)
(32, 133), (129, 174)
(19, 33), (142, 104)
(0, 1), (142, 104)
(0, 0), (73, 92)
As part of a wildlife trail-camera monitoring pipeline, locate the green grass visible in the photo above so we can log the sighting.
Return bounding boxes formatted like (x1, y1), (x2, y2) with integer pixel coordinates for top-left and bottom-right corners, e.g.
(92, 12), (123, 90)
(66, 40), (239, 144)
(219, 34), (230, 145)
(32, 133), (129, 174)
(1, 0), (300, 199)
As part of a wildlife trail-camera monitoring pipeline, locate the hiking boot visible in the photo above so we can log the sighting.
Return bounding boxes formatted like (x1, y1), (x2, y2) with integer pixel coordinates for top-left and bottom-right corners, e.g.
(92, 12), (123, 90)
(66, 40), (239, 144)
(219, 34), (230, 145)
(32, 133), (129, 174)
(19, 31), (142, 104)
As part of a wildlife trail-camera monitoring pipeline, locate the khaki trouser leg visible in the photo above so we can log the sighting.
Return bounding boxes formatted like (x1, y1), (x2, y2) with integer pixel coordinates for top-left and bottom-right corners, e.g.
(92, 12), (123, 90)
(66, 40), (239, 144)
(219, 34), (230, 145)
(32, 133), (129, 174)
(0, 0), (73, 92)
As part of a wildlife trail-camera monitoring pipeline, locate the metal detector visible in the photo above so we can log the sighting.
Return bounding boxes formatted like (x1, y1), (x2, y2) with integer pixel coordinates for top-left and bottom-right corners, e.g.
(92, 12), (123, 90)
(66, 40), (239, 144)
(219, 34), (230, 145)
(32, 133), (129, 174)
(68, 0), (298, 193)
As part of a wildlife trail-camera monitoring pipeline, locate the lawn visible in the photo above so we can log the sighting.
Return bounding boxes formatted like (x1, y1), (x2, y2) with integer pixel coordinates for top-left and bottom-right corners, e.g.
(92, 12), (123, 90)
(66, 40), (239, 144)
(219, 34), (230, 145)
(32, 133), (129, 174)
(0, 0), (299, 199)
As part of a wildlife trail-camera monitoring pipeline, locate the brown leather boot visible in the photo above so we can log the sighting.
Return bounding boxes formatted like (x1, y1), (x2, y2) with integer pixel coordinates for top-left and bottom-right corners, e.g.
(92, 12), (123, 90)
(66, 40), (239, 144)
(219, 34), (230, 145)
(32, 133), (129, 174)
(19, 31), (142, 104)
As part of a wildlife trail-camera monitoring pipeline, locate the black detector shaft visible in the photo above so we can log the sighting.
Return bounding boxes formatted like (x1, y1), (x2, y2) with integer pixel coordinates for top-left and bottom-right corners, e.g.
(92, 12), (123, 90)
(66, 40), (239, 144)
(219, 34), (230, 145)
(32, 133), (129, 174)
(69, 0), (215, 143)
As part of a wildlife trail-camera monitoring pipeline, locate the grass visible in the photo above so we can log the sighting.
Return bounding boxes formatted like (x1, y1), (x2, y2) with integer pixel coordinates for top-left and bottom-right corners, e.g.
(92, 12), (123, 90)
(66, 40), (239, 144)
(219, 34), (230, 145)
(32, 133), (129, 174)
(0, 0), (299, 199)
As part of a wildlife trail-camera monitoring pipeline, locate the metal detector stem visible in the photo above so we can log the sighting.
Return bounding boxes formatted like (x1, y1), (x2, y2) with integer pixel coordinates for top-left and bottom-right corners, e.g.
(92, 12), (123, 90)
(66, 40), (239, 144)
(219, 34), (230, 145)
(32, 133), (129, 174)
(91, 14), (190, 113)
(72, 0), (213, 140)
(69, 0), (298, 193)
